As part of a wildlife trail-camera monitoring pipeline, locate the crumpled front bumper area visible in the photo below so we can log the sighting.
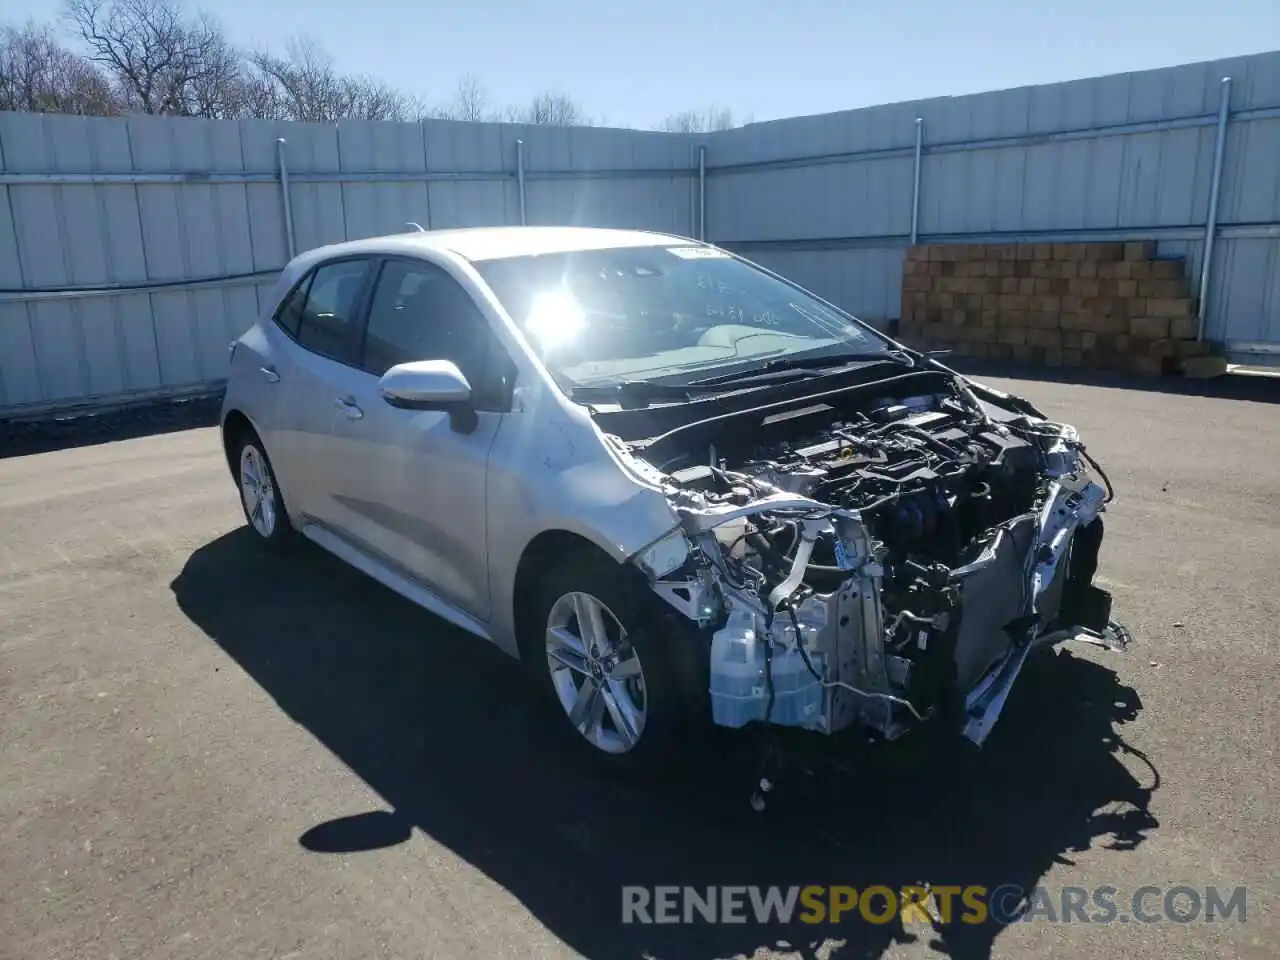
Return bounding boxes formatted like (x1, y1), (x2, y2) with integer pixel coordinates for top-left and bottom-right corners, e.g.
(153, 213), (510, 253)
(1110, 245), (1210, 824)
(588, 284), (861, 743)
(637, 460), (1130, 748)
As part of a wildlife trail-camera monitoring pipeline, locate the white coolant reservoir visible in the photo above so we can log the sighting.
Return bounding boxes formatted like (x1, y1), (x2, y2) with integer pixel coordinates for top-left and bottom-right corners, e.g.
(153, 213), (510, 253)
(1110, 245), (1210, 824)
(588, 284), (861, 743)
(709, 607), (827, 731)
(709, 607), (767, 727)
(712, 516), (751, 559)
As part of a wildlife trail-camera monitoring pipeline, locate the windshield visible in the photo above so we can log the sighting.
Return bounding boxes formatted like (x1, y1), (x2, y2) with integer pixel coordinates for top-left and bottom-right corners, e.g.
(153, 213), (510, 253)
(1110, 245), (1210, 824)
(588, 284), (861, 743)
(474, 245), (892, 389)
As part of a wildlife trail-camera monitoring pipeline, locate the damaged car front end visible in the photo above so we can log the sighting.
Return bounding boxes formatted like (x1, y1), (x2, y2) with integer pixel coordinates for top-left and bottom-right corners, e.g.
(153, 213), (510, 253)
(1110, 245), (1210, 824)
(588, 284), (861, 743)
(221, 228), (1132, 786)
(471, 234), (1130, 771)
(617, 368), (1129, 750)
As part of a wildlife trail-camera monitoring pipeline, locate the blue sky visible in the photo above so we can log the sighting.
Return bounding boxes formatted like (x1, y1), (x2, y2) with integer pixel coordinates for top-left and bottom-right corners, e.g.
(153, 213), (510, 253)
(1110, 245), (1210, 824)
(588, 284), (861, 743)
(9, 0), (1279, 127)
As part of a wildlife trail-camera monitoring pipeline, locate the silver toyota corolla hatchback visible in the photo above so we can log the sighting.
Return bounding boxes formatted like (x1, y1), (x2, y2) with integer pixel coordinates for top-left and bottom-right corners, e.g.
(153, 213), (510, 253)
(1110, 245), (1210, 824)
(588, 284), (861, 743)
(221, 226), (1129, 776)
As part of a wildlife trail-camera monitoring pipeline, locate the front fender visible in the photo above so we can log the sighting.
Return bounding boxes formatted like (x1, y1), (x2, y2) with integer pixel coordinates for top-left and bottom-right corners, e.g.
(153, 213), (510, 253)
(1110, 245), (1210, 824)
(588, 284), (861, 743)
(484, 403), (683, 657)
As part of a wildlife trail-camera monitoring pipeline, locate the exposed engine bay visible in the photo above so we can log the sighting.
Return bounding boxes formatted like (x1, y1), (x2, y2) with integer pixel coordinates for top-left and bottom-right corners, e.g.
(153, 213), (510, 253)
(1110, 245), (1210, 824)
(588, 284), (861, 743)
(614, 368), (1130, 747)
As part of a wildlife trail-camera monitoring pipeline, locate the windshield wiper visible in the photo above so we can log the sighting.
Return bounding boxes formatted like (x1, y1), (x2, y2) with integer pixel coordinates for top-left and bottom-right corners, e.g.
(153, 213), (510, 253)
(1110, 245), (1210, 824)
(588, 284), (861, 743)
(686, 349), (914, 387)
(569, 380), (697, 404)
(569, 375), (802, 407)
(569, 350), (914, 407)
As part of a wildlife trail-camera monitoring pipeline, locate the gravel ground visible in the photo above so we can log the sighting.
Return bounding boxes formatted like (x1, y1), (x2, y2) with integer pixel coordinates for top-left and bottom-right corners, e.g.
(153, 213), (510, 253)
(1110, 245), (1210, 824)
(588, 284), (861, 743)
(1, 370), (1276, 960)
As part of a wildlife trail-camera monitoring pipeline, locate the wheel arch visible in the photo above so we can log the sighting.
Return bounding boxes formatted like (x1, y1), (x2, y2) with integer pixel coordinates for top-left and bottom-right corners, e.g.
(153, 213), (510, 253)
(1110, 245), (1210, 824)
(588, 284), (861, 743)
(220, 408), (256, 480)
(510, 526), (710, 762)
(511, 529), (629, 661)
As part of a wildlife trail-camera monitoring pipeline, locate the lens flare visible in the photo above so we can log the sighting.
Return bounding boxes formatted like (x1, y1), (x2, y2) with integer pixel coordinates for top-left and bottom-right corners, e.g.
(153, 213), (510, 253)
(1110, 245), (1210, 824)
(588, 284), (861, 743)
(525, 288), (585, 352)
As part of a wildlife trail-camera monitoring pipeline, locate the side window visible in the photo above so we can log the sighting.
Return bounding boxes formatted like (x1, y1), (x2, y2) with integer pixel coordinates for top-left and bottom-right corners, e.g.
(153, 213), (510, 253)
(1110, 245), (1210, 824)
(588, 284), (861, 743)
(295, 259), (371, 364)
(273, 274), (311, 338)
(361, 259), (512, 409)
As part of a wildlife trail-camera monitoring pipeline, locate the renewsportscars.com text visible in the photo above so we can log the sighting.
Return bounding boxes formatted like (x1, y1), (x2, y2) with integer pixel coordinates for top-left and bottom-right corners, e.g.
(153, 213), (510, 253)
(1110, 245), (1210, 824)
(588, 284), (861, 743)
(621, 884), (1247, 926)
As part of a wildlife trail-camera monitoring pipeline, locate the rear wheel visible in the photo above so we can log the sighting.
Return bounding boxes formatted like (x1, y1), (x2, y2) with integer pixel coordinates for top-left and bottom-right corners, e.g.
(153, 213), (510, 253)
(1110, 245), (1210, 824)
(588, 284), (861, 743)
(524, 550), (693, 778)
(235, 431), (295, 552)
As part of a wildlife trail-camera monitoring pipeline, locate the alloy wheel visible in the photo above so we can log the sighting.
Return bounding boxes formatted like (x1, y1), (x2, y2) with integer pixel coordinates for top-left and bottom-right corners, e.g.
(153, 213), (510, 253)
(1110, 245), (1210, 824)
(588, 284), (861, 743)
(545, 591), (647, 754)
(239, 444), (278, 538)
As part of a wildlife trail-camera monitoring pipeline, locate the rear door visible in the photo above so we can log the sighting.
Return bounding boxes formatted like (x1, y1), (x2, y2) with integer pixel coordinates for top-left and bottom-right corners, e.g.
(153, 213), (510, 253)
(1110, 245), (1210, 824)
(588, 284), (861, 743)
(244, 273), (310, 493)
(268, 257), (375, 526)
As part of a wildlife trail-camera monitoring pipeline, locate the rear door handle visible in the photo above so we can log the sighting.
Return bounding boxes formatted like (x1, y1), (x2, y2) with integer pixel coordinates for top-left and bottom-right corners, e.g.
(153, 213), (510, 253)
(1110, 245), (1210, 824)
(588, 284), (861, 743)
(335, 396), (364, 420)
(260, 365), (280, 383)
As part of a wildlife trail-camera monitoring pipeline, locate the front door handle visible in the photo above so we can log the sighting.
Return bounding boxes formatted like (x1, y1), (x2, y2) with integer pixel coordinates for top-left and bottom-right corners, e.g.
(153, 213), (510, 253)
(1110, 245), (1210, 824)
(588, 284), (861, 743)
(260, 365), (281, 384)
(335, 396), (364, 420)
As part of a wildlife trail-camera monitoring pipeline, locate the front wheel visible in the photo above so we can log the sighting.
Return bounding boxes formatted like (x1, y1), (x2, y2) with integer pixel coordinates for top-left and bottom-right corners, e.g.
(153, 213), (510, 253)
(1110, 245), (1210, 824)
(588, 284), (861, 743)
(546, 589), (649, 755)
(525, 552), (693, 778)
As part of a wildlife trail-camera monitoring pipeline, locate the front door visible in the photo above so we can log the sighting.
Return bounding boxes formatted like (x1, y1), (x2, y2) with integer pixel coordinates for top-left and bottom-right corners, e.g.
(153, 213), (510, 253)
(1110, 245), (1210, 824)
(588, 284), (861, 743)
(325, 257), (514, 621)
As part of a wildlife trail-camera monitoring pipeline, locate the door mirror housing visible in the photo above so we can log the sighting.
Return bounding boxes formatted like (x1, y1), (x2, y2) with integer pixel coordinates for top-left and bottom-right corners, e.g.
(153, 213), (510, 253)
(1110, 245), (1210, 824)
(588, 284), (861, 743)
(379, 360), (477, 433)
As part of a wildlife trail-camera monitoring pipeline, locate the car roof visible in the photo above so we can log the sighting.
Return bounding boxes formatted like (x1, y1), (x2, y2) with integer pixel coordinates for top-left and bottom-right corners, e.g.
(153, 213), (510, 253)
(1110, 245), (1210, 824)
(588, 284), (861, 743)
(295, 226), (701, 266)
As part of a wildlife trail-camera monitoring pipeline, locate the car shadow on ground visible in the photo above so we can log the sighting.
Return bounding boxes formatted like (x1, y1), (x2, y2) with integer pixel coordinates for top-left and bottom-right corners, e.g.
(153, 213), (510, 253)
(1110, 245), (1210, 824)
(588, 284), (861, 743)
(171, 529), (1159, 960)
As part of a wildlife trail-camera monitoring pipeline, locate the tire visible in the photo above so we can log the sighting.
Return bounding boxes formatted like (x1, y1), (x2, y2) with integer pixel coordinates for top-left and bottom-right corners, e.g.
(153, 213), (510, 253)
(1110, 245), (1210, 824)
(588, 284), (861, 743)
(522, 548), (697, 780)
(233, 430), (296, 553)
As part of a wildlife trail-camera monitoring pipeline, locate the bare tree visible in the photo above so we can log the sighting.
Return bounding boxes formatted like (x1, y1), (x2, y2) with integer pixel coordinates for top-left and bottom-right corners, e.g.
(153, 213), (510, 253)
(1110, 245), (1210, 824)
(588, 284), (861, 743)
(507, 90), (587, 126)
(419, 74), (539, 123)
(183, 26), (253, 118)
(248, 37), (415, 122)
(64, 0), (240, 115)
(451, 71), (488, 121)
(416, 102), (456, 120)
(224, 68), (281, 120)
(0, 20), (120, 114)
(5, 10), (669, 127)
(659, 106), (736, 133)
(345, 73), (414, 121)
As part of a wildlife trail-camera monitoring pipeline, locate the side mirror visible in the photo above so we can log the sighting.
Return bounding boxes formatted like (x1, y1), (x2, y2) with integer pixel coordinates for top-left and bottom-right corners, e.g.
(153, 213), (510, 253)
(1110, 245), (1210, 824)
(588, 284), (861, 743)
(378, 359), (477, 433)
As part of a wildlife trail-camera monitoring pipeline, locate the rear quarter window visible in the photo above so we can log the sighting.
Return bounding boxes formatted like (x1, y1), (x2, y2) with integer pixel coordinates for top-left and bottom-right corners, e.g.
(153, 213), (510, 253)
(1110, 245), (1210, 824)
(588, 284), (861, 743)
(273, 274), (311, 339)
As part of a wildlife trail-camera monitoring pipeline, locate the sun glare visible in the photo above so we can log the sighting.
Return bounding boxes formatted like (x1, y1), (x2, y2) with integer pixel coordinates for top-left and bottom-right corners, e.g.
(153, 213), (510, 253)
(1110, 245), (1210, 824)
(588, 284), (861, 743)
(525, 288), (586, 352)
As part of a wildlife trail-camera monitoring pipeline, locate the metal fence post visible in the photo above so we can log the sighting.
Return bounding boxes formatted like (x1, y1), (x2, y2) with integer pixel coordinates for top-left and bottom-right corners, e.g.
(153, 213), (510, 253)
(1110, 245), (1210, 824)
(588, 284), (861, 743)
(1197, 77), (1232, 341)
(910, 118), (924, 246)
(276, 138), (296, 259)
(698, 145), (706, 241)
(515, 139), (527, 226)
